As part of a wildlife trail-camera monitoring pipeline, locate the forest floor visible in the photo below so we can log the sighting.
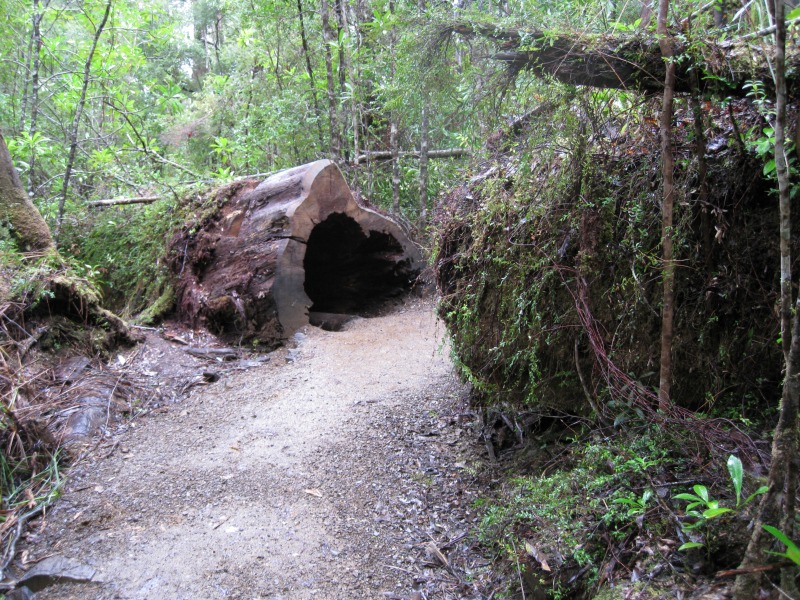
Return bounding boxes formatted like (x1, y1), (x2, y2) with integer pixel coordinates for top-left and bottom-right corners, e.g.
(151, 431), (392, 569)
(16, 300), (501, 600)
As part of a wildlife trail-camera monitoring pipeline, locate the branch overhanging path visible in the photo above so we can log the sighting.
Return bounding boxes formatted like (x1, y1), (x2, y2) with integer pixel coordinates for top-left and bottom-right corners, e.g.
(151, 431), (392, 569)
(433, 20), (800, 99)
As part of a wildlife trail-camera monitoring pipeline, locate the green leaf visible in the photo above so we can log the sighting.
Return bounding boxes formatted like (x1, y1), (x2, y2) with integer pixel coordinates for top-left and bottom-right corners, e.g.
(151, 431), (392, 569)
(764, 159), (777, 176)
(763, 525), (800, 567)
(693, 485), (709, 503)
(703, 507), (732, 519)
(744, 486), (769, 505)
(674, 493), (703, 502)
(787, 6), (800, 20)
(678, 542), (705, 551)
(613, 498), (637, 506)
(727, 455), (743, 505)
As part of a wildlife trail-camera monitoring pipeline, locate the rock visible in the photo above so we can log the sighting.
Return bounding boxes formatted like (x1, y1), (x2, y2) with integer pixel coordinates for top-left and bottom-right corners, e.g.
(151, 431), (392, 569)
(17, 555), (95, 592)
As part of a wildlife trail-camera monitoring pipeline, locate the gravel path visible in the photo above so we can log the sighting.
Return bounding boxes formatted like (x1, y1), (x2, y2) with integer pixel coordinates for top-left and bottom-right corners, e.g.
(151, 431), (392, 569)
(22, 303), (493, 600)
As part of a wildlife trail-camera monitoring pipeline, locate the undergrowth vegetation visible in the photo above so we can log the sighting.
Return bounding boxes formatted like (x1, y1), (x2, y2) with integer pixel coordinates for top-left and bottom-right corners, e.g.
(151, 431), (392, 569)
(476, 424), (768, 597)
(434, 91), (798, 596)
(61, 199), (182, 321)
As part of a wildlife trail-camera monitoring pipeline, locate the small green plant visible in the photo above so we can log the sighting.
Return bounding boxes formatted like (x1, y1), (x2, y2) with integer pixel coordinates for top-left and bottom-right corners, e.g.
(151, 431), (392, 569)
(726, 454), (768, 509)
(613, 488), (653, 516)
(675, 455), (767, 550)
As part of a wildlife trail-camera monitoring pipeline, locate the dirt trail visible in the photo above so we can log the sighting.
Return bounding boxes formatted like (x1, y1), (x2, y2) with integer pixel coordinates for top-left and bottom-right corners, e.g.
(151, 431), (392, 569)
(24, 303), (492, 599)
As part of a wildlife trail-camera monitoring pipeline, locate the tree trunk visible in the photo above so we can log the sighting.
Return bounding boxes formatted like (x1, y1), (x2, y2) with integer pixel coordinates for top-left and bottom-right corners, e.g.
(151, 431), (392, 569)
(656, 0), (676, 410)
(296, 0), (325, 150)
(54, 0), (112, 241)
(18, 19), (34, 134)
(169, 161), (422, 347)
(321, 0), (340, 159)
(389, 0), (400, 214)
(334, 0), (350, 161)
(418, 101), (430, 225)
(734, 0), (799, 596)
(390, 120), (400, 214)
(0, 129), (53, 252)
(27, 0), (45, 198)
(192, 0), (209, 87)
(439, 21), (800, 99)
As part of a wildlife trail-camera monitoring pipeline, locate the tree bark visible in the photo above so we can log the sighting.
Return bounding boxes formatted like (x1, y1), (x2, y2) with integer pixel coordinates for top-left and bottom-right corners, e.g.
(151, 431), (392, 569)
(54, 0), (112, 241)
(192, 0), (209, 87)
(27, 0), (45, 197)
(418, 101), (430, 225)
(18, 18), (34, 134)
(296, 0), (325, 150)
(733, 0), (799, 596)
(389, 0), (400, 214)
(656, 0), (676, 410)
(0, 129), (53, 252)
(321, 0), (340, 159)
(334, 0), (350, 161)
(438, 21), (800, 99)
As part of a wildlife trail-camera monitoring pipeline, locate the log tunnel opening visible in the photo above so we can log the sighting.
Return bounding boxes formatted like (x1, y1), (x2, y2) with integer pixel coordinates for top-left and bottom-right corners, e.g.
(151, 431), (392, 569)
(303, 212), (415, 316)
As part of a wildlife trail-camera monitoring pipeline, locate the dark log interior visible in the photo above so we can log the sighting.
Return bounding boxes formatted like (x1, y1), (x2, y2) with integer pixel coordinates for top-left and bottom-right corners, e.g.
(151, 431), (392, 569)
(303, 213), (414, 315)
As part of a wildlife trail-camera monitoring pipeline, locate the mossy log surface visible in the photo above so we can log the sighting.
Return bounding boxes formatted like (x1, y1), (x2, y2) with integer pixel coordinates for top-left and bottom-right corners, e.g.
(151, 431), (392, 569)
(439, 21), (800, 100)
(0, 130), (53, 252)
(435, 100), (795, 414)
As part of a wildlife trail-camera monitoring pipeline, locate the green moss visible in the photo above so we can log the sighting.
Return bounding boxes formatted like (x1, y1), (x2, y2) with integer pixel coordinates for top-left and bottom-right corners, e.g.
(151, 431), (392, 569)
(435, 99), (782, 419)
(135, 282), (175, 325)
(475, 427), (683, 597)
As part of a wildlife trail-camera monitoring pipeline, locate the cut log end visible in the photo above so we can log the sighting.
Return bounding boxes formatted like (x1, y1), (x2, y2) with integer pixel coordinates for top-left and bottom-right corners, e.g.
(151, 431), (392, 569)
(170, 160), (422, 347)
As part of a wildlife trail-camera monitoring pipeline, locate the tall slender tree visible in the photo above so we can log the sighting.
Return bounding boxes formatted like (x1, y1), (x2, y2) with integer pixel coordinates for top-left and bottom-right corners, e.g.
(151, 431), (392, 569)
(656, 0), (677, 410)
(734, 0), (799, 595)
(55, 0), (113, 240)
(296, 0), (325, 149)
(26, 0), (46, 197)
(321, 0), (340, 159)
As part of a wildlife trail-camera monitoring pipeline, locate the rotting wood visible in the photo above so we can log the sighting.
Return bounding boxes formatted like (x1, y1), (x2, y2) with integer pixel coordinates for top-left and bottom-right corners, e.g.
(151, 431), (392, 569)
(169, 160), (423, 347)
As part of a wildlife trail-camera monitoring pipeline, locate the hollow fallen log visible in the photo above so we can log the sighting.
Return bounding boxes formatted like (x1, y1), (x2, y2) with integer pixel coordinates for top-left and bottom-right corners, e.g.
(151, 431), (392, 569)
(169, 160), (423, 347)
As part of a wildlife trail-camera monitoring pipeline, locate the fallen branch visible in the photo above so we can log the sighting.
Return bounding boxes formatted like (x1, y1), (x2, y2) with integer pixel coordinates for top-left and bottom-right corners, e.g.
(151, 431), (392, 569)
(86, 196), (159, 207)
(356, 148), (470, 162)
(185, 347), (240, 361)
(717, 562), (792, 578)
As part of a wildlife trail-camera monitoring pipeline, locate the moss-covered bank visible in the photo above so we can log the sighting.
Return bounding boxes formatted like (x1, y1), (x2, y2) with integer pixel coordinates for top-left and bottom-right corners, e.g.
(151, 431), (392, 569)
(434, 97), (794, 418)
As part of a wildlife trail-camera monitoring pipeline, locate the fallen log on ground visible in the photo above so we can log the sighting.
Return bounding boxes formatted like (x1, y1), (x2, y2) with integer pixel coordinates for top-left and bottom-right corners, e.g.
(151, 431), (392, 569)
(169, 160), (423, 347)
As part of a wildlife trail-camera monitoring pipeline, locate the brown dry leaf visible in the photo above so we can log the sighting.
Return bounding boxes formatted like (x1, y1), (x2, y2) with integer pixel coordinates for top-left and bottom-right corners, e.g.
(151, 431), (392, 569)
(425, 541), (450, 569)
(524, 541), (551, 572)
(303, 488), (323, 498)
